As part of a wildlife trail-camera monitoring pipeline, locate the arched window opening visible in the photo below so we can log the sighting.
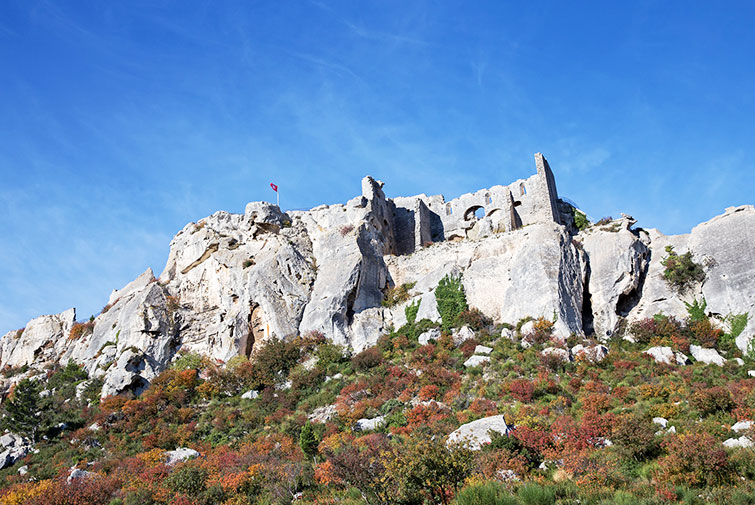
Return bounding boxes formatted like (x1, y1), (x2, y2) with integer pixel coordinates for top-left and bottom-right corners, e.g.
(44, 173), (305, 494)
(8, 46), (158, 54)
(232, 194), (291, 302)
(464, 205), (485, 220)
(520, 183), (527, 196)
(446, 203), (453, 216)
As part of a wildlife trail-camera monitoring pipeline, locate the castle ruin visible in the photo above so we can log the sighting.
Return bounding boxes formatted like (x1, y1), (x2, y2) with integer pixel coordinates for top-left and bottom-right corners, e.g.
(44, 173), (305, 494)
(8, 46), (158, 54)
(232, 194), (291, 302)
(389, 153), (567, 254)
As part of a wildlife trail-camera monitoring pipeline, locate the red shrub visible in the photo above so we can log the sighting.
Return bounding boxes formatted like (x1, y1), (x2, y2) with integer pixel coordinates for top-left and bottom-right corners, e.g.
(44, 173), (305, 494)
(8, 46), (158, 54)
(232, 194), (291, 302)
(418, 384), (439, 401)
(352, 347), (383, 372)
(508, 379), (534, 403)
(690, 386), (733, 416)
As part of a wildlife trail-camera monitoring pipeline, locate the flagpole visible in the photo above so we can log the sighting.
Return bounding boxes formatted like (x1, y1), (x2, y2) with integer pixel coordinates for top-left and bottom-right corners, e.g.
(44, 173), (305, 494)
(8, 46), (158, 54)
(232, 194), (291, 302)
(277, 188), (280, 209)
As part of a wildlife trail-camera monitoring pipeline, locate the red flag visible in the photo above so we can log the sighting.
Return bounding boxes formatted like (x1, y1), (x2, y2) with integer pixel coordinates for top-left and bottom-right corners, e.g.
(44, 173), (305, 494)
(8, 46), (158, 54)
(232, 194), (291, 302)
(270, 183), (278, 192)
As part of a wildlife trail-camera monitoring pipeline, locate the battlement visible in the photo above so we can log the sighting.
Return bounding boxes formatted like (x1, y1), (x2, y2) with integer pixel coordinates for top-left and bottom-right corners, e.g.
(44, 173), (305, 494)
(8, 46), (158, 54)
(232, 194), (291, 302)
(389, 153), (563, 254)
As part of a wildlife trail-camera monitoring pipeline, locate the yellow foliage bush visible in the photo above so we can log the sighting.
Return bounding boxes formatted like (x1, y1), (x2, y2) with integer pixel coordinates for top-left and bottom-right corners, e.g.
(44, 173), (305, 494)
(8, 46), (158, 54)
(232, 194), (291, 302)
(0, 479), (53, 505)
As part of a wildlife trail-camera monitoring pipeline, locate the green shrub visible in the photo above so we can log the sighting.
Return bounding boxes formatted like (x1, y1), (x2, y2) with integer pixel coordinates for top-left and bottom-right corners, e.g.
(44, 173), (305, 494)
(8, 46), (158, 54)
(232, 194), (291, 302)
(405, 299), (420, 324)
(728, 312), (749, 339)
(166, 465), (208, 495)
(661, 246), (705, 293)
(685, 298), (707, 322)
(573, 208), (589, 231)
(454, 481), (517, 505)
(171, 352), (205, 371)
(435, 274), (468, 332)
(517, 483), (556, 505)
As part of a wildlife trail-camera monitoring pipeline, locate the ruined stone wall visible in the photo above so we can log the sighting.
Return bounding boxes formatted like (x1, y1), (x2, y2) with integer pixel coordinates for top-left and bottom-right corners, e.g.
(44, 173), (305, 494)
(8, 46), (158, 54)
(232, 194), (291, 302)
(388, 153), (562, 253)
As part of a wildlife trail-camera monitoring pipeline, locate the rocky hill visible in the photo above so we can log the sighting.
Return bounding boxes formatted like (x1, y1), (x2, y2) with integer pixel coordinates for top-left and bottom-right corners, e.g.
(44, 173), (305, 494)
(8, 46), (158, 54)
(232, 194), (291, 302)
(1, 153), (753, 399)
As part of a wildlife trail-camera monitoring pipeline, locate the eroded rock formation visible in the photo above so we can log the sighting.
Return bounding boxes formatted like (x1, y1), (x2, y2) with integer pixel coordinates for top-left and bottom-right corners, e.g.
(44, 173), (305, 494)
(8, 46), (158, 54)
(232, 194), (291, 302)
(2, 154), (753, 397)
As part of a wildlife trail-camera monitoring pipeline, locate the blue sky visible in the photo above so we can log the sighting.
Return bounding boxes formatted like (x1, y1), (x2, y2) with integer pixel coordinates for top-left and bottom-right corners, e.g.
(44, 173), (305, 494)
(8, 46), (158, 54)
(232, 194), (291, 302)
(1, 1), (754, 332)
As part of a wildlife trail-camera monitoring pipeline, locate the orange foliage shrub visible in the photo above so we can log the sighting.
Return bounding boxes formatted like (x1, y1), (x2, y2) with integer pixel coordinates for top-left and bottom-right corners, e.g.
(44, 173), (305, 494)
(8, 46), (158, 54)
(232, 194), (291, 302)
(68, 321), (94, 341)
(656, 432), (732, 487)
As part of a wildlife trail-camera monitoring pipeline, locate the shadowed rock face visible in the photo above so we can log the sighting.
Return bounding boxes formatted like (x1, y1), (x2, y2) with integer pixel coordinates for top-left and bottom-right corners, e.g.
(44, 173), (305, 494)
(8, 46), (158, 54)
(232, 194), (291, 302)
(2, 156), (754, 398)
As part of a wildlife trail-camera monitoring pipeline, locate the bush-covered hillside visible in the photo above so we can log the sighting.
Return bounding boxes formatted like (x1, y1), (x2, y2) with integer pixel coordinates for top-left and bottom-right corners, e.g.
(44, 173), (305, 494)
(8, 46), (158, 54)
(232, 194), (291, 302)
(0, 302), (754, 505)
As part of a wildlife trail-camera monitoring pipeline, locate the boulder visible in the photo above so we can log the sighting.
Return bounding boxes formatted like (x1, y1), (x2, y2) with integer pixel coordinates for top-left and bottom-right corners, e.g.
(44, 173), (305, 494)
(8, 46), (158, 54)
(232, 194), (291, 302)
(652, 417), (668, 428)
(474, 345), (493, 355)
(731, 420), (753, 433)
(67, 467), (96, 483)
(463, 355), (491, 368)
(689, 345), (725, 366)
(452, 326), (475, 346)
(644, 346), (689, 366)
(447, 415), (511, 450)
(354, 416), (385, 431)
(0, 433), (32, 470)
(571, 344), (609, 362)
(542, 347), (570, 363)
(723, 436), (753, 449)
(164, 448), (200, 466)
(241, 390), (259, 400)
(418, 328), (441, 346)
(519, 321), (535, 338)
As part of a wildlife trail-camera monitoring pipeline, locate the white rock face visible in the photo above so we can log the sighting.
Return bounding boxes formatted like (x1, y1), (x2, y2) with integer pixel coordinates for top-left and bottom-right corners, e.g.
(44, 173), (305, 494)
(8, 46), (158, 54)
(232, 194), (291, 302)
(3, 174), (754, 401)
(463, 355), (491, 368)
(164, 447), (200, 466)
(644, 346), (689, 366)
(0, 308), (76, 369)
(627, 206), (755, 354)
(385, 223), (585, 340)
(689, 206), (755, 354)
(580, 217), (649, 340)
(689, 345), (726, 366)
(241, 390), (259, 400)
(447, 414), (511, 450)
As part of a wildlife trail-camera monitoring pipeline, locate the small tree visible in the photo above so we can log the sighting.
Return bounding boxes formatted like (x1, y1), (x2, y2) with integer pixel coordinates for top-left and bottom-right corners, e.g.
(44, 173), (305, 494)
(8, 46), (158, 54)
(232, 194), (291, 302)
(299, 421), (319, 459)
(662, 246), (705, 293)
(435, 274), (468, 332)
(1, 378), (43, 441)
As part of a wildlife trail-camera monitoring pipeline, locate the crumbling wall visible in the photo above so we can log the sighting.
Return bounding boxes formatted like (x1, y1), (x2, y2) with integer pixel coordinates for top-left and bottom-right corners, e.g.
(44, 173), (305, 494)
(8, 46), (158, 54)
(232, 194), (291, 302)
(388, 153), (562, 249)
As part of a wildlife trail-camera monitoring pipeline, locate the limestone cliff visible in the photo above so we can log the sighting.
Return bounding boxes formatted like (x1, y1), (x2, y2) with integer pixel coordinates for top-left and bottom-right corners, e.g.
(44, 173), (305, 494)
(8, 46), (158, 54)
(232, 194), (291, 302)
(1, 154), (753, 397)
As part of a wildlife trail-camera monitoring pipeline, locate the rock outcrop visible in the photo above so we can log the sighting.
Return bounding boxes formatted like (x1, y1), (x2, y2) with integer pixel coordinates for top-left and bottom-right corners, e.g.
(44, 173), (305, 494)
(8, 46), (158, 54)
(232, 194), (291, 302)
(580, 216), (649, 340)
(1, 155), (753, 398)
